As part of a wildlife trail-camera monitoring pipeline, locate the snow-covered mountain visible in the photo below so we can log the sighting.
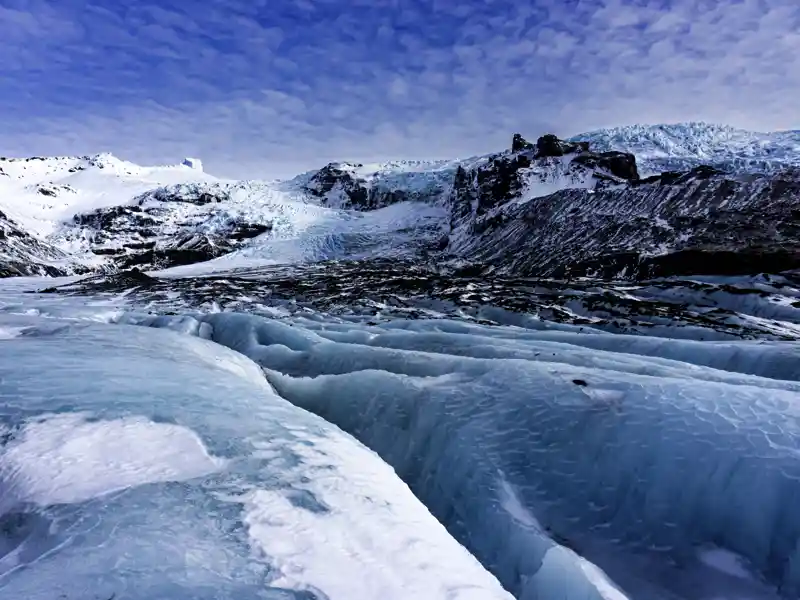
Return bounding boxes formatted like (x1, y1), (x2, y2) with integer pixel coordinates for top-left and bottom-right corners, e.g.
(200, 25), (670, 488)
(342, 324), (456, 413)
(3, 123), (800, 286)
(570, 122), (800, 175)
(448, 145), (800, 279)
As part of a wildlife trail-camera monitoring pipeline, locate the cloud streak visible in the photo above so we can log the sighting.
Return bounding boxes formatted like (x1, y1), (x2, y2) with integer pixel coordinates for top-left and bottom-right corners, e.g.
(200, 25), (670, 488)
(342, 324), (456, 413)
(1, 0), (798, 178)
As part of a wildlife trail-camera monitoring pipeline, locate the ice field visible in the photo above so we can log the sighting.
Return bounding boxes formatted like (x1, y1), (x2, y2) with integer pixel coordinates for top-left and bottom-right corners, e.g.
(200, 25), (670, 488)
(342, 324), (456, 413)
(0, 279), (798, 599)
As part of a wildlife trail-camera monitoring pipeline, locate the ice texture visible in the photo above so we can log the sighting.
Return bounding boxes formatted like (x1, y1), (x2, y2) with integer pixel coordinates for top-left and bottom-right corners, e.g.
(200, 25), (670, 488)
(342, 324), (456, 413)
(571, 122), (800, 175)
(110, 310), (799, 599)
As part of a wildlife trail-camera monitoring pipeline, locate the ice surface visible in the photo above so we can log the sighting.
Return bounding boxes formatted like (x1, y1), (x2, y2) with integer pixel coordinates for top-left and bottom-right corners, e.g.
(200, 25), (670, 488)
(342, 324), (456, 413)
(109, 310), (798, 600)
(0, 316), (511, 600)
(157, 200), (447, 277)
(1, 275), (799, 599)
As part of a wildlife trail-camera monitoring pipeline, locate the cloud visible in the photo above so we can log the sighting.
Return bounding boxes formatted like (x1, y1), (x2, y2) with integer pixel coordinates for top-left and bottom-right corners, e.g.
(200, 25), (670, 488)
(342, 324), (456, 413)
(0, 0), (798, 178)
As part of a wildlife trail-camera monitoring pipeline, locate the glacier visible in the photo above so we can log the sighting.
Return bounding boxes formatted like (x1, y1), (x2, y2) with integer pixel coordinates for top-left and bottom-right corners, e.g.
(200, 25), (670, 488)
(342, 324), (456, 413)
(110, 310), (799, 600)
(570, 123), (800, 175)
(2, 275), (796, 600)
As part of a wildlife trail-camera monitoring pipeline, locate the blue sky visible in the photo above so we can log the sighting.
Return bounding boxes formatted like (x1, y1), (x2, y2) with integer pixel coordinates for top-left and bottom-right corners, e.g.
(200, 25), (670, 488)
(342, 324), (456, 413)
(1, 0), (798, 178)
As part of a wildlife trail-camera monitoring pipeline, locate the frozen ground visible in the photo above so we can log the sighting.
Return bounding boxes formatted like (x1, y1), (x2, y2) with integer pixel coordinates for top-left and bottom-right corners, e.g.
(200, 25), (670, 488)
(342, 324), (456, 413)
(44, 264), (800, 342)
(1, 278), (799, 599)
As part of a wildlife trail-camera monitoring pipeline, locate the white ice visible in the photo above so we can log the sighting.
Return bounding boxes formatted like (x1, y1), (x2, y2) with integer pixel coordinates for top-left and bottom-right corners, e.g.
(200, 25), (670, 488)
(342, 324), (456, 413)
(2, 275), (799, 599)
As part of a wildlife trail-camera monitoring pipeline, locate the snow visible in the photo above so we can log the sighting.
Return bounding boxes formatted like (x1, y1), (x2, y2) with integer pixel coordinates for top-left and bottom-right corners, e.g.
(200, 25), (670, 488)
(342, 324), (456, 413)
(284, 154), (489, 200)
(698, 548), (756, 581)
(571, 122), (800, 175)
(0, 152), (452, 275)
(0, 153), (222, 240)
(0, 313), (511, 600)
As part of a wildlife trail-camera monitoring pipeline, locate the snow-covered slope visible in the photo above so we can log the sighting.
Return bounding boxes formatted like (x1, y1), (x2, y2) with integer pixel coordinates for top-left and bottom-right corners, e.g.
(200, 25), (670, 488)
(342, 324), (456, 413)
(4, 124), (800, 281)
(0, 153), (221, 237)
(0, 208), (76, 277)
(570, 123), (800, 175)
(0, 153), (451, 275)
(285, 156), (487, 210)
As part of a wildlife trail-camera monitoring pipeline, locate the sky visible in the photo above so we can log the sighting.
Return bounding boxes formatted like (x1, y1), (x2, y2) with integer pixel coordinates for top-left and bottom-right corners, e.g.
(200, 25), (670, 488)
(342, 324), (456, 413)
(1, 0), (799, 179)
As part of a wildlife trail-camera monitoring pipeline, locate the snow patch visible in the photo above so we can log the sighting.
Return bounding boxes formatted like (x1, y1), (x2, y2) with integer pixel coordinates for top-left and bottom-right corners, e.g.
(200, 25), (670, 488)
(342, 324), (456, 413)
(698, 547), (756, 581)
(0, 413), (224, 507)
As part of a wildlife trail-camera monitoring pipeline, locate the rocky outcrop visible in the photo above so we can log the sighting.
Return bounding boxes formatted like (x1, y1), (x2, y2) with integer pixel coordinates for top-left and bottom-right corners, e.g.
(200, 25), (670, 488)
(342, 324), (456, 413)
(303, 162), (421, 210)
(144, 185), (230, 206)
(511, 133), (534, 153)
(449, 133), (641, 234)
(0, 209), (76, 277)
(304, 163), (371, 208)
(534, 134), (589, 158)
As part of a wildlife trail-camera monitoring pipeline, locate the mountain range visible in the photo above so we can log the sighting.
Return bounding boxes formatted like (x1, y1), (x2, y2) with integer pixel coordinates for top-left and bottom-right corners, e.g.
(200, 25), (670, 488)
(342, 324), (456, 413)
(1, 122), (799, 340)
(2, 122), (799, 278)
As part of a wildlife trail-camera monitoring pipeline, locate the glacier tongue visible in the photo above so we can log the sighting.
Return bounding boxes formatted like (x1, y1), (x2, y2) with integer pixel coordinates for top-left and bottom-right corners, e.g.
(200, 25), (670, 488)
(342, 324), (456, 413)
(112, 310), (800, 600)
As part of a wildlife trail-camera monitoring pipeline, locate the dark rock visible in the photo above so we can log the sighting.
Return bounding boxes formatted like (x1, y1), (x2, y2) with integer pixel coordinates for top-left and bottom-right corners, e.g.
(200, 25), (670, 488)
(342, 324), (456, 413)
(535, 134), (589, 158)
(304, 163), (418, 211)
(448, 133), (641, 238)
(511, 133), (534, 153)
(304, 163), (369, 208)
(687, 165), (724, 180)
(91, 247), (124, 256)
(227, 222), (273, 241)
(63, 184), (276, 272)
(1, 210), (75, 277)
(447, 149), (800, 280)
(573, 151), (640, 181)
(141, 187), (230, 206)
(536, 134), (566, 157)
(642, 248), (800, 278)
